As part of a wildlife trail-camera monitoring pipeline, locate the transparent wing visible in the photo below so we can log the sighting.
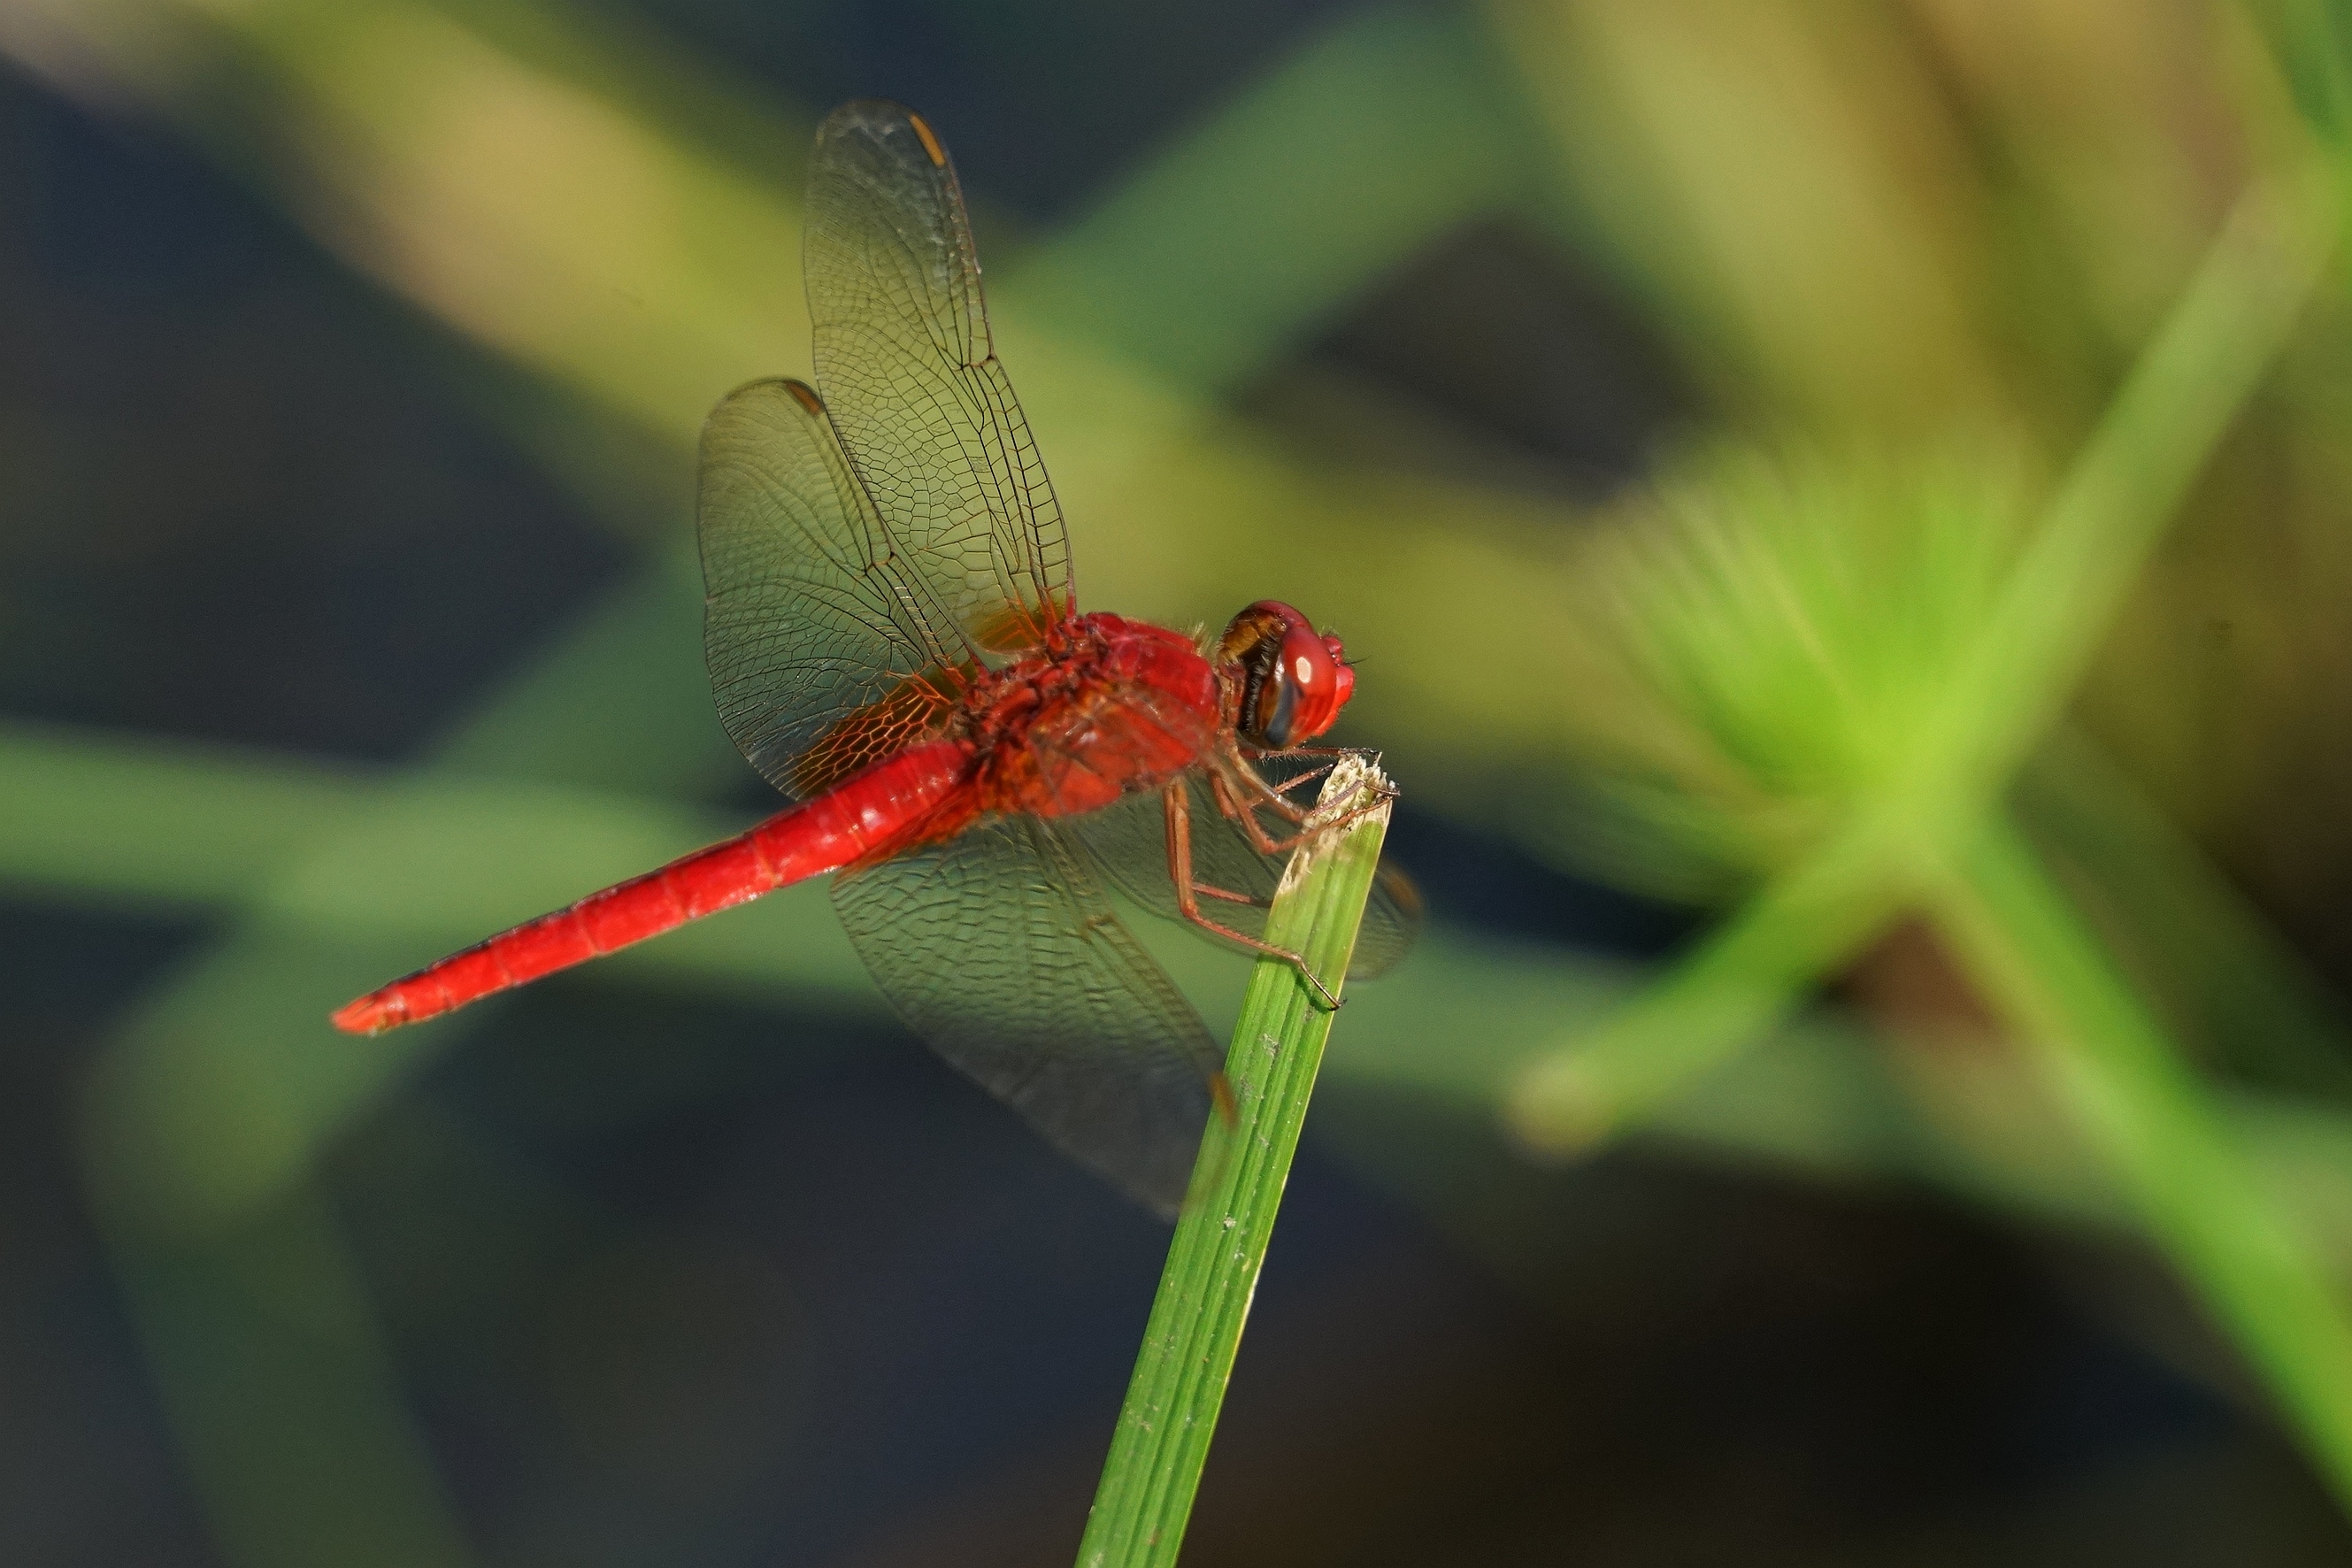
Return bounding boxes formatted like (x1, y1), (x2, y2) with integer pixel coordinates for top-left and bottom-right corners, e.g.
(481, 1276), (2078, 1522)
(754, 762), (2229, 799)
(832, 816), (1222, 1216)
(1072, 773), (1426, 981)
(806, 99), (1072, 661)
(698, 377), (970, 798)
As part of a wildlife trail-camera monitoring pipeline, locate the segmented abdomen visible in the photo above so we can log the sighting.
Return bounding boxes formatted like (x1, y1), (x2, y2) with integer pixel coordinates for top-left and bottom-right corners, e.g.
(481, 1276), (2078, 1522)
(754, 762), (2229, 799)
(332, 740), (973, 1034)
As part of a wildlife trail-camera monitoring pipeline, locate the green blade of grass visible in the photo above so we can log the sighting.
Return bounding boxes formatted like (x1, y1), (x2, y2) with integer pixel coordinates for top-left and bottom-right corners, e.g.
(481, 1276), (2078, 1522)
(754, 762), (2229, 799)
(1927, 809), (2352, 1506)
(1077, 758), (1396, 1568)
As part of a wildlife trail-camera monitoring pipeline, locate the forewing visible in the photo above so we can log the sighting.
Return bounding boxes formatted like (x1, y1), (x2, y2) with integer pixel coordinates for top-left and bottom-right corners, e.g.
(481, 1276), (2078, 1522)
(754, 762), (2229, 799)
(805, 100), (1072, 659)
(1073, 775), (1425, 981)
(699, 378), (966, 798)
(832, 817), (1222, 1216)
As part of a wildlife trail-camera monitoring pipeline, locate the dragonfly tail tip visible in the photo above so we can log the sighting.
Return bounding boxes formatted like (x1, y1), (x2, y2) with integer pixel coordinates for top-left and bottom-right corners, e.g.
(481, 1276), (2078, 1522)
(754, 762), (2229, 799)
(330, 994), (403, 1035)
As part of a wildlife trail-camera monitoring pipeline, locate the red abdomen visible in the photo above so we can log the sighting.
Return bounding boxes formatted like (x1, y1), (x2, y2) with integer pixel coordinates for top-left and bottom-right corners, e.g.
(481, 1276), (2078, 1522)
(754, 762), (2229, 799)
(333, 740), (973, 1034)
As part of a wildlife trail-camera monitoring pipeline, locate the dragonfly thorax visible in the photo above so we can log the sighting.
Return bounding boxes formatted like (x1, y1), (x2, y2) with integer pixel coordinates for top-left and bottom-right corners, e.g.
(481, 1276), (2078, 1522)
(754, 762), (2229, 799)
(963, 611), (1222, 820)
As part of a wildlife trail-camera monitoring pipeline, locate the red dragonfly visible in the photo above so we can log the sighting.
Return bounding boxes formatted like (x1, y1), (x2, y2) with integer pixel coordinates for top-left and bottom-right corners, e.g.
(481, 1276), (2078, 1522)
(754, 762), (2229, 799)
(334, 100), (1417, 1213)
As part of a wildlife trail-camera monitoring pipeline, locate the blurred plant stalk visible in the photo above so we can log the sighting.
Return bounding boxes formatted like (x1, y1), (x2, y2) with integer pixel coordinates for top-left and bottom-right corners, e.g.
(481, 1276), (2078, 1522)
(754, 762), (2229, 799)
(14, 711), (2352, 1260)
(1933, 813), (2352, 1499)
(1506, 160), (2352, 1498)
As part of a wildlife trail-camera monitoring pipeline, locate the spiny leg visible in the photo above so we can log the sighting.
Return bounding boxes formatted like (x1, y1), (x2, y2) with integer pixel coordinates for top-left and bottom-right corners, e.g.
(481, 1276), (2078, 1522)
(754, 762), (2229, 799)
(1268, 761), (1336, 798)
(1211, 767), (1351, 850)
(1226, 747), (1397, 824)
(1164, 781), (1341, 1011)
(1214, 757), (1315, 826)
(1211, 761), (1396, 860)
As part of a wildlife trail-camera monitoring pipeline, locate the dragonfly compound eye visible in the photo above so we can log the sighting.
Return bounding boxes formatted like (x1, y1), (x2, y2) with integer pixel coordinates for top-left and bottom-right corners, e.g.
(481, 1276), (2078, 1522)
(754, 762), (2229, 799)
(1219, 600), (1351, 749)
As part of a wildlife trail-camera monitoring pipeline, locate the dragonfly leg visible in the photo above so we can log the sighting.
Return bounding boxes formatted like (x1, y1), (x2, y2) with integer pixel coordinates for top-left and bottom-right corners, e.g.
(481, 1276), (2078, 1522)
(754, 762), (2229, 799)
(1208, 767), (1295, 835)
(1268, 761), (1337, 798)
(1241, 799), (1396, 858)
(1230, 767), (1313, 826)
(1228, 748), (1397, 825)
(1212, 760), (1396, 858)
(1219, 765), (1383, 841)
(1164, 782), (1341, 1011)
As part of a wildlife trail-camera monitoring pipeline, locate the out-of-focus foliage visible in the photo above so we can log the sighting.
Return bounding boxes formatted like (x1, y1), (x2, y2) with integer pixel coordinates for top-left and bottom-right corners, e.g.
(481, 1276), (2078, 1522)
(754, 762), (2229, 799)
(1546, 442), (2033, 898)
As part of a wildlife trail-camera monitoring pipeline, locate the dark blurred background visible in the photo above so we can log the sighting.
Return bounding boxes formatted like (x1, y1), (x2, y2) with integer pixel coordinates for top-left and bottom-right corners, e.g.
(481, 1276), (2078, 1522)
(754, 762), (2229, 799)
(5, 0), (2352, 1564)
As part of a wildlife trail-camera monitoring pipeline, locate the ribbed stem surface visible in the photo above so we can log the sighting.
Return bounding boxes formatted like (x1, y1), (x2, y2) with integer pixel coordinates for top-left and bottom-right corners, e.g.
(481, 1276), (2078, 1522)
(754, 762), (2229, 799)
(1077, 757), (1395, 1568)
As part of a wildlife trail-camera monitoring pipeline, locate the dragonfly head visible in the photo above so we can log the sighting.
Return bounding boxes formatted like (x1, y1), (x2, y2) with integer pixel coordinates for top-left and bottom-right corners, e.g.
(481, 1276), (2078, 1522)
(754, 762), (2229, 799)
(1218, 600), (1355, 749)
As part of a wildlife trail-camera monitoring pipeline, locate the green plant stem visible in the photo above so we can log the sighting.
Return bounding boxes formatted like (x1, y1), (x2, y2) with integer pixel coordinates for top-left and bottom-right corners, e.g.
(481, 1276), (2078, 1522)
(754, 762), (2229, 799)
(1077, 759), (1396, 1568)
(1929, 810), (2352, 1506)
(1508, 814), (1910, 1149)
